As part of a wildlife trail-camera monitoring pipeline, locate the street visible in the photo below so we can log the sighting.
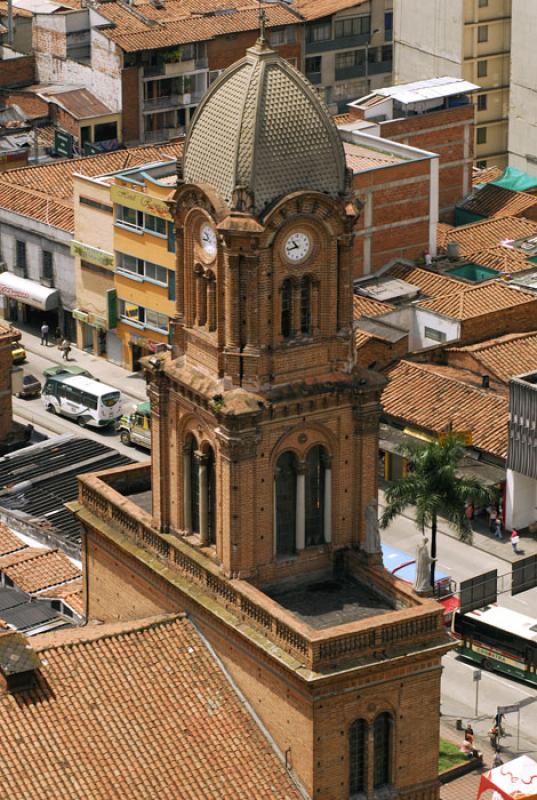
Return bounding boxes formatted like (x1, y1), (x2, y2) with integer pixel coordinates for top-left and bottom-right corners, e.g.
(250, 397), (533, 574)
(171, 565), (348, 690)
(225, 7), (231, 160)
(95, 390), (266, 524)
(12, 331), (148, 462)
(382, 512), (537, 759)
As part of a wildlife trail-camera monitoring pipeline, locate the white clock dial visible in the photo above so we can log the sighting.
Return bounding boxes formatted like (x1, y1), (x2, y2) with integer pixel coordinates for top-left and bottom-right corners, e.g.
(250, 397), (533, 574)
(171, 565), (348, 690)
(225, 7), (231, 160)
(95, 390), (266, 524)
(284, 231), (311, 263)
(200, 223), (217, 259)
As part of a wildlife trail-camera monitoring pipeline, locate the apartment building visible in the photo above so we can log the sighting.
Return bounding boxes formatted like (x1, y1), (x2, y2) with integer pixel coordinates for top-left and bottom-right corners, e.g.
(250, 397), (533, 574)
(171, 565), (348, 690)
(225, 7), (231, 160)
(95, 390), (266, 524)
(508, 0), (537, 177)
(394, 0), (511, 169)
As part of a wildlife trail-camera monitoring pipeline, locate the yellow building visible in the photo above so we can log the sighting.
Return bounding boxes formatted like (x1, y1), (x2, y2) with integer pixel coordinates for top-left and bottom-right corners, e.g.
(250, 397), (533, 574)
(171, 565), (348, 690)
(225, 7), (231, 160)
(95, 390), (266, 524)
(73, 160), (177, 369)
(394, 0), (512, 170)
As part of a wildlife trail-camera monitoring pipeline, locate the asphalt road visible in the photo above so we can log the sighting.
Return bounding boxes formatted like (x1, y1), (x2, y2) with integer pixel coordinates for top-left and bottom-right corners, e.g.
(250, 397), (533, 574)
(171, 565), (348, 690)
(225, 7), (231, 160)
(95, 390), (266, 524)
(12, 348), (147, 462)
(382, 513), (537, 758)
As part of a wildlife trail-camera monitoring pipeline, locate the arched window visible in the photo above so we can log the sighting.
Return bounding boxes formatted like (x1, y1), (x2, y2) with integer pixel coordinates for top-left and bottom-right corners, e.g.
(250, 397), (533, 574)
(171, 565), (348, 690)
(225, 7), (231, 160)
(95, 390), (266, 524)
(275, 452), (297, 555)
(189, 436), (200, 534)
(281, 279), (293, 339)
(349, 719), (367, 797)
(305, 445), (326, 547)
(300, 276), (311, 335)
(206, 445), (216, 546)
(373, 712), (393, 789)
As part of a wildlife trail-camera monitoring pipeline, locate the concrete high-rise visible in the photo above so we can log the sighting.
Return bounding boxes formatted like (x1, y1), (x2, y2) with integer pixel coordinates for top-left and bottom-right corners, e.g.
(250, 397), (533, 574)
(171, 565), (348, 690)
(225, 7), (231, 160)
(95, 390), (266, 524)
(508, 0), (537, 177)
(394, 0), (511, 170)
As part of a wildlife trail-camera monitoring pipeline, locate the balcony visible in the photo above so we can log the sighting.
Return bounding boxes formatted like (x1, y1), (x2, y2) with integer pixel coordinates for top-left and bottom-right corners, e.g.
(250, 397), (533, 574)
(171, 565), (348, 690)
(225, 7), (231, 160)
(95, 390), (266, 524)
(143, 64), (166, 78)
(306, 32), (369, 54)
(143, 127), (185, 143)
(368, 59), (393, 76)
(143, 92), (203, 112)
(335, 63), (366, 81)
(305, 71), (322, 85)
(73, 464), (450, 673)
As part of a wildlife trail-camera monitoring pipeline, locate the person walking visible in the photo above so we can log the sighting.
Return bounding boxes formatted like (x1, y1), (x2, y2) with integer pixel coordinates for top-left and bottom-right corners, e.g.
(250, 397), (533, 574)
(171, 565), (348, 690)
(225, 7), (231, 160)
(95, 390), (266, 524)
(61, 338), (71, 361)
(511, 530), (520, 554)
(40, 322), (49, 346)
(494, 518), (503, 540)
(492, 751), (503, 768)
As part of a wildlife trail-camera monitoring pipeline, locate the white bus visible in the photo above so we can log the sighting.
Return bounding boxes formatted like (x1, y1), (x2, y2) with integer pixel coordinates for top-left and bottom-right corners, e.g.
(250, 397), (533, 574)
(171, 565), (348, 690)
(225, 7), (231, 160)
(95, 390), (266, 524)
(453, 604), (537, 685)
(42, 374), (122, 428)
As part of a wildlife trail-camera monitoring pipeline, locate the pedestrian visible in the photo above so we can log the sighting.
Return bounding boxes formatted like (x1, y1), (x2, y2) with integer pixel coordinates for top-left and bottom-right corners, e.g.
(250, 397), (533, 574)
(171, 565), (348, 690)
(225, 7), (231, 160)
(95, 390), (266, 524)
(511, 529), (520, 554)
(489, 505), (498, 532)
(40, 322), (49, 346)
(494, 518), (503, 540)
(492, 751), (503, 769)
(465, 502), (474, 521)
(488, 724), (499, 750)
(61, 338), (71, 361)
(55, 327), (62, 346)
(494, 712), (505, 736)
(464, 724), (474, 743)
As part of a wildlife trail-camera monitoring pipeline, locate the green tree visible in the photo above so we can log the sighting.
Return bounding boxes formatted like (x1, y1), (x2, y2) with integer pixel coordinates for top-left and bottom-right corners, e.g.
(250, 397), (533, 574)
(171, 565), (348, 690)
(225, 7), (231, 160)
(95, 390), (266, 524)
(380, 436), (491, 590)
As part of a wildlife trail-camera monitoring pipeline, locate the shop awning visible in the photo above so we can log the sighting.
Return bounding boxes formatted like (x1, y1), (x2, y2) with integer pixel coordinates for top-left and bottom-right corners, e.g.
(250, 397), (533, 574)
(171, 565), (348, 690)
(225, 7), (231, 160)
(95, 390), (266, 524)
(477, 755), (537, 800)
(0, 272), (59, 311)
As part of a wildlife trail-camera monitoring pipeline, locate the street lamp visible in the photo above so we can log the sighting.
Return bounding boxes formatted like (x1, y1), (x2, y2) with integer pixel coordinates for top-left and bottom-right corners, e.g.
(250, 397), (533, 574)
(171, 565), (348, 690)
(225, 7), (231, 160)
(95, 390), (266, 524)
(364, 28), (380, 91)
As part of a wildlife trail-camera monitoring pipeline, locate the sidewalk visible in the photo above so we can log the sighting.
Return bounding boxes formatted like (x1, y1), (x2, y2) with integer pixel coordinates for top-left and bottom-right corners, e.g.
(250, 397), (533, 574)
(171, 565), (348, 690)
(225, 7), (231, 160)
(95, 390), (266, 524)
(18, 322), (147, 403)
(379, 486), (537, 564)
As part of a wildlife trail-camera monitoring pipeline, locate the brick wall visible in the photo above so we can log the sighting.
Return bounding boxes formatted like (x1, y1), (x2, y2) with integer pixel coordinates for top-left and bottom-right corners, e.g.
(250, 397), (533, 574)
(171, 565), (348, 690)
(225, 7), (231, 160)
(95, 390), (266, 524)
(121, 67), (140, 143)
(207, 30), (301, 71)
(355, 334), (409, 370)
(0, 54), (35, 88)
(0, 325), (20, 442)
(460, 298), (537, 346)
(54, 106), (79, 138)
(0, 89), (48, 116)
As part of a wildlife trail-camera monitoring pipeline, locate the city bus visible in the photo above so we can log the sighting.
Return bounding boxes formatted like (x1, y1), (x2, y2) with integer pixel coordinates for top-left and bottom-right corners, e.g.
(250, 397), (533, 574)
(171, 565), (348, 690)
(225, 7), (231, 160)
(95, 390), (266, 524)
(453, 604), (537, 685)
(42, 374), (122, 428)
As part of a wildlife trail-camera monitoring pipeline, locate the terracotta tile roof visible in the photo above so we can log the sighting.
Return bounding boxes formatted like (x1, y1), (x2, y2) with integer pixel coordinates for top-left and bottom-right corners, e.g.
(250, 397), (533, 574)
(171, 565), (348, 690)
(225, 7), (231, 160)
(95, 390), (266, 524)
(467, 245), (533, 273)
(96, 2), (300, 52)
(382, 360), (508, 459)
(417, 281), (537, 320)
(383, 263), (461, 298)
(440, 216), (537, 257)
(448, 331), (537, 383)
(0, 615), (303, 799)
(39, 578), (84, 616)
(472, 165), (503, 186)
(354, 330), (373, 349)
(437, 223), (454, 249)
(0, 523), (26, 558)
(353, 294), (394, 320)
(343, 141), (401, 172)
(458, 184), (537, 220)
(334, 112), (354, 126)
(290, 0), (368, 21)
(0, 547), (80, 594)
(0, 141), (180, 231)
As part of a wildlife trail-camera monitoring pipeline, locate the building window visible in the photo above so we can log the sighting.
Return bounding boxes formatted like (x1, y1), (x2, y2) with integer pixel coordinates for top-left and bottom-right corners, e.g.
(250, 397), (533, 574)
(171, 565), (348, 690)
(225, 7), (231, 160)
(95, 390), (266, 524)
(188, 435), (200, 534)
(42, 250), (53, 280)
(79, 196), (113, 213)
(477, 94), (488, 111)
(275, 452), (297, 557)
(116, 252), (168, 285)
(268, 27), (285, 46)
(335, 49), (365, 70)
(306, 21), (332, 43)
(373, 713), (393, 789)
(206, 446), (216, 546)
(144, 214), (167, 237)
(349, 719), (368, 796)
(334, 15), (370, 38)
(305, 446), (327, 547)
(478, 0), (488, 7)
(305, 56), (322, 77)
(476, 159), (488, 168)
(145, 308), (169, 333)
(381, 45), (393, 62)
(477, 126), (487, 145)
(384, 11), (393, 31)
(477, 25), (488, 43)
(281, 279), (293, 339)
(15, 240), (26, 271)
(300, 277), (312, 335)
(424, 326), (447, 343)
(477, 60), (488, 77)
(116, 205), (143, 229)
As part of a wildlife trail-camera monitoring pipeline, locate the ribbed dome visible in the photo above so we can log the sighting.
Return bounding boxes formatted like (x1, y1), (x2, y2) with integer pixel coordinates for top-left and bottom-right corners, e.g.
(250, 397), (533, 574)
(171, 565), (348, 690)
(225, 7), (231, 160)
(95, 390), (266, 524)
(183, 40), (346, 215)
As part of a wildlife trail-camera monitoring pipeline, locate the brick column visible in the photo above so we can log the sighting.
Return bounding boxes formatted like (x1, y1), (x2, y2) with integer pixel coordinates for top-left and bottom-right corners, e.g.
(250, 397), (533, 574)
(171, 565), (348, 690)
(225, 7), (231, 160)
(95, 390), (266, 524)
(337, 235), (354, 333)
(323, 453), (332, 544)
(352, 400), (381, 551)
(207, 277), (217, 332)
(183, 445), (192, 532)
(225, 253), (240, 349)
(296, 460), (306, 550)
(198, 452), (209, 545)
(312, 278), (320, 336)
(292, 279), (301, 338)
(244, 255), (259, 352)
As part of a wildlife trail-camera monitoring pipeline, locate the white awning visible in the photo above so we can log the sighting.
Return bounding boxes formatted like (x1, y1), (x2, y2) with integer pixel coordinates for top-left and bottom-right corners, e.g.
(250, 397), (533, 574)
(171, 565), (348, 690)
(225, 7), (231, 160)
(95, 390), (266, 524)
(0, 272), (59, 311)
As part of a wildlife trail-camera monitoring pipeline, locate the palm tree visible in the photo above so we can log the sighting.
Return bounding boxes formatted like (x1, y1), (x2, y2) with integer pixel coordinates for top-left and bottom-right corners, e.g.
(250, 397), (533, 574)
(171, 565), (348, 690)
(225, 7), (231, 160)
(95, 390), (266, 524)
(380, 436), (491, 591)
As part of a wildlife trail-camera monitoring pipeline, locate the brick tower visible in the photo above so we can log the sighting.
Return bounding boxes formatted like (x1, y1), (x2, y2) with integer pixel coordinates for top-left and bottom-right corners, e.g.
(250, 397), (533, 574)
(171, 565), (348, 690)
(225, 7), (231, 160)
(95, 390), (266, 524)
(75, 35), (452, 800)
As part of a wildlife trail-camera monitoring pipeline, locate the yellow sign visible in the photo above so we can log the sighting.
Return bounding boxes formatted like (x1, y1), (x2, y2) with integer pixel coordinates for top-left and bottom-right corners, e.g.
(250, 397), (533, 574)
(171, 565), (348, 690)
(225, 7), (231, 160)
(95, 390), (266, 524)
(110, 185), (173, 221)
(438, 431), (473, 446)
(70, 240), (114, 269)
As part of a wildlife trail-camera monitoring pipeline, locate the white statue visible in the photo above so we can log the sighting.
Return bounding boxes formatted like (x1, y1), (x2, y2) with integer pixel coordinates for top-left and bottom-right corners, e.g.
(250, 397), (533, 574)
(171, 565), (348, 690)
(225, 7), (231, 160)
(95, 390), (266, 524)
(364, 499), (382, 555)
(414, 537), (434, 594)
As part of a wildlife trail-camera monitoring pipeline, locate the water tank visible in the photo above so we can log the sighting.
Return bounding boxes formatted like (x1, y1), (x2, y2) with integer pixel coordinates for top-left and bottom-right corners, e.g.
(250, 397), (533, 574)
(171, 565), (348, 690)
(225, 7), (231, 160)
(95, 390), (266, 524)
(447, 241), (460, 260)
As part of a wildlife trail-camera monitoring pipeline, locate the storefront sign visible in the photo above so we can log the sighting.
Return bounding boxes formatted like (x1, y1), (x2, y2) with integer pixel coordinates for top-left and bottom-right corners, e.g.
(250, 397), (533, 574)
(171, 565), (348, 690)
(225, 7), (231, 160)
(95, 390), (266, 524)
(439, 430), (473, 446)
(55, 130), (74, 158)
(70, 240), (114, 269)
(0, 272), (59, 311)
(89, 313), (107, 330)
(73, 309), (89, 323)
(110, 184), (173, 220)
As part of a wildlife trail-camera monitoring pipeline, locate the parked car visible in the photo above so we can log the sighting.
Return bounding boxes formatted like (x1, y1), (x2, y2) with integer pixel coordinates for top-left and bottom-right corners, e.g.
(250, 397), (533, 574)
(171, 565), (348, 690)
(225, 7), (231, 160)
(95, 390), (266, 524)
(16, 373), (42, 399)
(43, 365), (93, 379)
(118, 401), (151, 449)
(11, 341), (26, 364)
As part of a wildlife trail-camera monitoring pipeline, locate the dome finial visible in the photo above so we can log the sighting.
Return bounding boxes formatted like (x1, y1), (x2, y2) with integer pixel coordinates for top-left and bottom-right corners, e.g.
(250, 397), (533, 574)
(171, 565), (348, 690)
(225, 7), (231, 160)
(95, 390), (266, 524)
(257, 1), (268, 47)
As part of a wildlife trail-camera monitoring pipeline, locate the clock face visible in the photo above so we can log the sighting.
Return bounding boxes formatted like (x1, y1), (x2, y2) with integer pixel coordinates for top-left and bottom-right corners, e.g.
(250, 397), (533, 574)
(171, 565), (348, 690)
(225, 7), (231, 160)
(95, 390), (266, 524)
(283, 231), (311, 264)
(200, 222), (217, 260)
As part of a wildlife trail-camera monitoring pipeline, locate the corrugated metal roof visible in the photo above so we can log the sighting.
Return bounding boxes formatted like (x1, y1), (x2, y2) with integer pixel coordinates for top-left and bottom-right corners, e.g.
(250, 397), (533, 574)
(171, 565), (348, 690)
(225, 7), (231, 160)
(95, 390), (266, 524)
(374, 76), (480, 105)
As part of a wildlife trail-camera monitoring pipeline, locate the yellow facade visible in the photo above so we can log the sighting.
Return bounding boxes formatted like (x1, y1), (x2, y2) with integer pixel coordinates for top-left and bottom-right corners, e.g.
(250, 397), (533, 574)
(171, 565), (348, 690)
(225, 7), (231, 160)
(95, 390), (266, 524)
(462, 0), (511, 168)
(110, 163), (177, 370)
